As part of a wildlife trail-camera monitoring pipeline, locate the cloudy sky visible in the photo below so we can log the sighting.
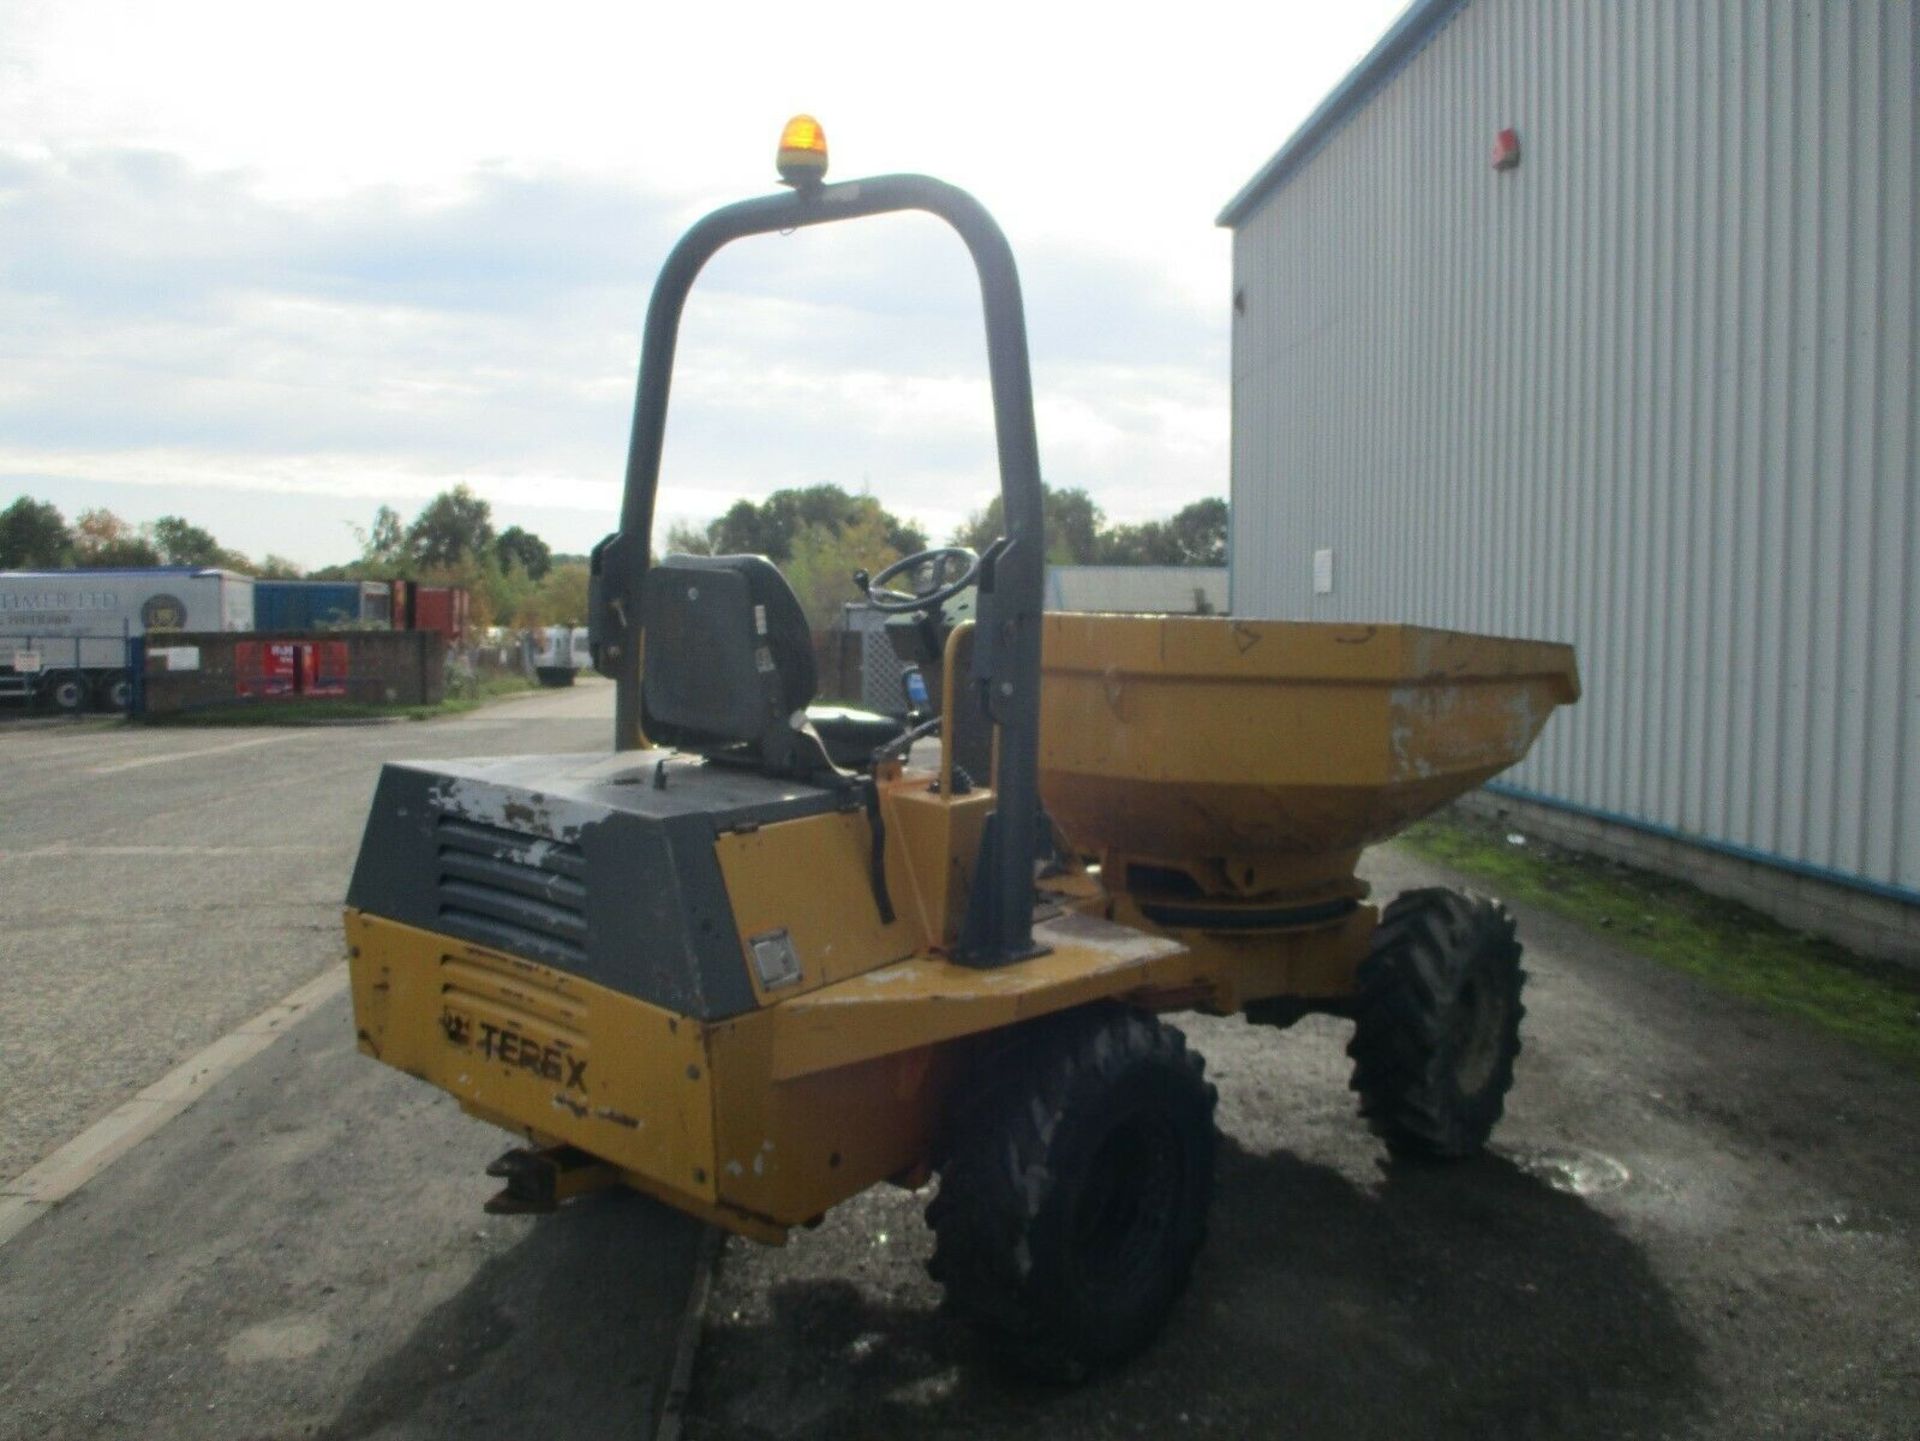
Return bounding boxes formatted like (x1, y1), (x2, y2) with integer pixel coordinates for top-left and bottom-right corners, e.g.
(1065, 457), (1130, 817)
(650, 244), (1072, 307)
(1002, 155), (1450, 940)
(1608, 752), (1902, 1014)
(1, 0), (1404, 569)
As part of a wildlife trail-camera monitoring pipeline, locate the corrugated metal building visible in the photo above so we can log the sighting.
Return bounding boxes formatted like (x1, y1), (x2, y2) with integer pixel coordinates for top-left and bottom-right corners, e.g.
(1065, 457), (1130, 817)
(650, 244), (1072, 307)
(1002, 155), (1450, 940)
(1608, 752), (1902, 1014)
(1221, 0), (1917, 957)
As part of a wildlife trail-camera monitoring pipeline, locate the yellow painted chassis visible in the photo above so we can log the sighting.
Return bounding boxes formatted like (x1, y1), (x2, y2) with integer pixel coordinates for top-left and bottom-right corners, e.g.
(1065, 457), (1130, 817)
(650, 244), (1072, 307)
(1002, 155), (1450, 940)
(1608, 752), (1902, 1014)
(347, 614), (1575, 1242)
(346, 770), (1375, 1244)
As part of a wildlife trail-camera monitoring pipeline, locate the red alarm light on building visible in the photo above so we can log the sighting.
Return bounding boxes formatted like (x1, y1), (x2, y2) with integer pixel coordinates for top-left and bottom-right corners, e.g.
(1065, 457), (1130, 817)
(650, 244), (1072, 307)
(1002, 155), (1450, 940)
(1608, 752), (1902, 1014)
(1491, 127), (1521, 171)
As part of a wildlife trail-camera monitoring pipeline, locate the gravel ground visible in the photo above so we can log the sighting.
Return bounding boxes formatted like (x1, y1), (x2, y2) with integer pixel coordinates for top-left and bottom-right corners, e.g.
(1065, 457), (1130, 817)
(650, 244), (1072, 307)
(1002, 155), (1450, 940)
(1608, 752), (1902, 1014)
(686, 846), (1920, 1441)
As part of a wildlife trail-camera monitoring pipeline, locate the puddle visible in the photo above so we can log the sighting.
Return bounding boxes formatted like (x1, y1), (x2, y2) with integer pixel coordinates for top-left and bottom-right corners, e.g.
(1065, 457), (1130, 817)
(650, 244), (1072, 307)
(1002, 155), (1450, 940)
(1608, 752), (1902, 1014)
(1500, 1143), (1632, 1197)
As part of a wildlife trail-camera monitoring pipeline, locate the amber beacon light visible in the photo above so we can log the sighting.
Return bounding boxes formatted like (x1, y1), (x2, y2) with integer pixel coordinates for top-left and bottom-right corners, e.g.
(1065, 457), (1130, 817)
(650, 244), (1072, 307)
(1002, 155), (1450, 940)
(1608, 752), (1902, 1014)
(776, 114), (829, 188)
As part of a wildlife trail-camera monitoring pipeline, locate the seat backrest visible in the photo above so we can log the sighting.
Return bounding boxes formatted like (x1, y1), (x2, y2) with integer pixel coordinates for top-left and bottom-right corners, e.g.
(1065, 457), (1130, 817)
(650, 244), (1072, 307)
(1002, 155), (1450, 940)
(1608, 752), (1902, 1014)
(641, 554), (819, 763)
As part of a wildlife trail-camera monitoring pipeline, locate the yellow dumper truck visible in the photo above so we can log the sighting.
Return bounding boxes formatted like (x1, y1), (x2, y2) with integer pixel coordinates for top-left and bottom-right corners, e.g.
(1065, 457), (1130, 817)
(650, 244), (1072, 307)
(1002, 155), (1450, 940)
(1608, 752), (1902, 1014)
(345, 120), (1578, 1379)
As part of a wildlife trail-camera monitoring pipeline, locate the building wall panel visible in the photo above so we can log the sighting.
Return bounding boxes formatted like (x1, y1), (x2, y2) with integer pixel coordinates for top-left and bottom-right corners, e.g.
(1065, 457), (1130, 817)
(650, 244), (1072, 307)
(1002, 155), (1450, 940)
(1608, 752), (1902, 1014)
(1228, 0), (1918, 899)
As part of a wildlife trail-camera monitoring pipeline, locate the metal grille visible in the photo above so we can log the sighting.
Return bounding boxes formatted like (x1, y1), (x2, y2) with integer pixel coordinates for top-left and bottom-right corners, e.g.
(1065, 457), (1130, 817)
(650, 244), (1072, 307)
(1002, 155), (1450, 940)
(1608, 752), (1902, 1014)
(844, 603), (909, 714)
(433, 814), (588, 967)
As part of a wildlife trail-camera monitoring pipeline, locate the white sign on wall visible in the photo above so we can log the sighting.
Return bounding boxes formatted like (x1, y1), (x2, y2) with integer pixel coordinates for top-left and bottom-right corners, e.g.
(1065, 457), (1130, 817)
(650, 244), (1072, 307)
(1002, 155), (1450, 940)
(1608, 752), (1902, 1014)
(1313, 548), (1335, 596)
(154, 646), (201, 672)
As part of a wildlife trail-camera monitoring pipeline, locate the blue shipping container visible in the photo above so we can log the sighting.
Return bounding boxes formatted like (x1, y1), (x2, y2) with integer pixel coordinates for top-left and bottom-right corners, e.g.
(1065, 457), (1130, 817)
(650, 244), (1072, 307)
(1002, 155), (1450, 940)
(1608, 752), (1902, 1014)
(253, 581), (391, 632)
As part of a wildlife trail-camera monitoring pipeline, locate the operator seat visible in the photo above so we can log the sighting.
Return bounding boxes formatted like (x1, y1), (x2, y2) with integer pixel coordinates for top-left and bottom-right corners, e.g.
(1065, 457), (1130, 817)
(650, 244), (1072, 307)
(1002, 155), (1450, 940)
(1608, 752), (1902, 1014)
(641, 554), (903, 777)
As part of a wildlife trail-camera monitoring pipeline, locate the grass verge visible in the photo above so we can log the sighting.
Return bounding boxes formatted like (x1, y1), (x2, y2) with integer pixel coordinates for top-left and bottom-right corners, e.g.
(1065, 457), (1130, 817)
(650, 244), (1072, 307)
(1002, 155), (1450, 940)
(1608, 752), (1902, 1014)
(1396, 807), (1920, 1076)
(138, 674), (539, 726)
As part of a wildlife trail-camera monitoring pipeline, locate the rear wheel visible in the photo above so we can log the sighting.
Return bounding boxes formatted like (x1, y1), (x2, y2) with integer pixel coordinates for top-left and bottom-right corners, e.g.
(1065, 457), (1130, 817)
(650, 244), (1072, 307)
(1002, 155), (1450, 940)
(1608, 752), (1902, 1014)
(1347, 888), (1524, 1159)
(94, 672), (132, 712)
(926, 1005), (1217, 1381)
(41, 671), (88, 713)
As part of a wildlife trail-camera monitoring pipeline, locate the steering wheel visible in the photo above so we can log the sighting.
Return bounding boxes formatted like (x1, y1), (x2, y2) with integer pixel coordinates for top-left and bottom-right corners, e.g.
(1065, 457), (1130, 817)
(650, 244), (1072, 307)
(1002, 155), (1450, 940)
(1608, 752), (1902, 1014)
(858, 546), (981, 614)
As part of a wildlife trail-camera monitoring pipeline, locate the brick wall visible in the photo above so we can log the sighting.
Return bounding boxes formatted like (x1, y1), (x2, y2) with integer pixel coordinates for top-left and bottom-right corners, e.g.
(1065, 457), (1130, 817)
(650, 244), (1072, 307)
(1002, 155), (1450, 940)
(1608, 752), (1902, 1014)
(139, 631), (444, 714)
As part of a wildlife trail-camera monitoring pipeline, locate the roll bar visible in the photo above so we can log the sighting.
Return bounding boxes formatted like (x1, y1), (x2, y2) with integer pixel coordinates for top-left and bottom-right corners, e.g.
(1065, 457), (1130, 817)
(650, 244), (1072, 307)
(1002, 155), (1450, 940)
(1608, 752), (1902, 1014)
(588, 174), (1046, 966)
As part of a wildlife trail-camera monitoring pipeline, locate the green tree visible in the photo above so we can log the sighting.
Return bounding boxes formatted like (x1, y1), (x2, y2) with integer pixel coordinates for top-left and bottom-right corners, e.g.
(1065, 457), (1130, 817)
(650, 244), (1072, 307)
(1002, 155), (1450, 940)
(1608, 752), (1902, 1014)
(151, 515), (225, 566)
(71, 508), (161, 567)
(255, 554), (305, 579)
(1166, 497), (1228, 566)
(1096, 520), (1181, 565)
(362, 505), (407, 568)
(406, 485), (495, 570)
(953, 483), (1103, 564)
(782, 510), (903, 632)
(663, 520), (714, 556)
(708, 498), (776, 557)
(0, 497), (73, 567)
(703, 484), (924, 562)
(495, 524), (553, 580)
(530, 561), (592, 626)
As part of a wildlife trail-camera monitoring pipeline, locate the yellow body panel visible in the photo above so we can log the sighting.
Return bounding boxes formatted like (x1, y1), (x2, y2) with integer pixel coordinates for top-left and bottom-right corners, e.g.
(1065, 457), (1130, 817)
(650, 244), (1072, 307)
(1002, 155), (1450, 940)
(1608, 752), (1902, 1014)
(703, 1016), (956, 1225)
(879, 780), (994, 951)
(716, 807), (925, 1004)
(348, 896), (1375, 1238)
(764, 905), (1369, 1080)
(1038, 614), (1579, 892)
(714, 777), (996, 1004)
(348, 910), (721, 1209)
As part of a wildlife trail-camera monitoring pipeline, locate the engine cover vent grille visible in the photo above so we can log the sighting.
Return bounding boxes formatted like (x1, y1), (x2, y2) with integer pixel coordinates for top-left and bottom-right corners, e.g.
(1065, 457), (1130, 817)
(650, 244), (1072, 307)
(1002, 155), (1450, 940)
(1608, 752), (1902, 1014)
(433, 815), (587, 967)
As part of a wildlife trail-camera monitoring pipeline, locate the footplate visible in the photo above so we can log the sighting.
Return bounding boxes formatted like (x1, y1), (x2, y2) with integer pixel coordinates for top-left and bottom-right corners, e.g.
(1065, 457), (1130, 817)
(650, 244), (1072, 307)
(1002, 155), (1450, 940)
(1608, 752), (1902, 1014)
(483, 1145), (618, 1215)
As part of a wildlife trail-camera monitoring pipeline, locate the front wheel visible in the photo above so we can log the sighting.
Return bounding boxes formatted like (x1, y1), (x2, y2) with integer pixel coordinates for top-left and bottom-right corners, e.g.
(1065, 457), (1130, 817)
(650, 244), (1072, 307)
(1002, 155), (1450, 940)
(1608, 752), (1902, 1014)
(926, 1005), (1217, 1381)
(1347, 888), (1525, 1159)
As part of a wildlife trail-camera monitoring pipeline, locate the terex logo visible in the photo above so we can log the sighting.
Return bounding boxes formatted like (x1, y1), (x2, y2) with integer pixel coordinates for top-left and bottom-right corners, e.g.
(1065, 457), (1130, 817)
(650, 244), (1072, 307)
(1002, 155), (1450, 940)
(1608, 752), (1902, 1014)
(440, 1007), (587, 1092)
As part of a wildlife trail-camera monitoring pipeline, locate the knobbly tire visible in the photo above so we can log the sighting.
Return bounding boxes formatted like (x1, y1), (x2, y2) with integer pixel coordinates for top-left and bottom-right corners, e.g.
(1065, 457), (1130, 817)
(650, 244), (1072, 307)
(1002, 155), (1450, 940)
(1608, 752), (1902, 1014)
(42, 671), (88, 713)
(1347, 887), (1525, 1160)
(925, 1005), (1217, 1382)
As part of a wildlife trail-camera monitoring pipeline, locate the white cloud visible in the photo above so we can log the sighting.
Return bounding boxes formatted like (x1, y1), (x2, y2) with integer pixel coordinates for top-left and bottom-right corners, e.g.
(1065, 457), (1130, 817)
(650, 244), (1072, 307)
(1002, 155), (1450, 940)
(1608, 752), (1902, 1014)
(1, 0), (1407, 567)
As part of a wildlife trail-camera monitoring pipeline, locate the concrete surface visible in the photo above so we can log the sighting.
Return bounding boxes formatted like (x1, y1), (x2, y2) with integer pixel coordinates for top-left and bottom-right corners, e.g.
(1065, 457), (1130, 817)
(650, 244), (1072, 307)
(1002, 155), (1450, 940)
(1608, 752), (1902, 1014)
(0, 683), (608, 1181)
(0, 679), (704, 1438)
(0, 988), (701, 1440)
(685, 847), (1920, 1441)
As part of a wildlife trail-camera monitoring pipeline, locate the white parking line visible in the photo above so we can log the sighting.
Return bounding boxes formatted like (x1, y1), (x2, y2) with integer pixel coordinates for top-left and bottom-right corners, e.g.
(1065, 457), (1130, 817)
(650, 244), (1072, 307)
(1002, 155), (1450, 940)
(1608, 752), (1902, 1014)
(87, 733), (301, 776)
(0, 963), (350, 1249)
(0, 843), (334, 861)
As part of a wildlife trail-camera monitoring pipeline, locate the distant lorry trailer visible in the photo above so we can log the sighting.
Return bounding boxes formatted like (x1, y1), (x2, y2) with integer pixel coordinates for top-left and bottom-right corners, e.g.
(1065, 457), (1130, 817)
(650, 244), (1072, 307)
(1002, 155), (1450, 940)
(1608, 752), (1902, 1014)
(253, 579), (393, 632)
(0, 567), (255, 711)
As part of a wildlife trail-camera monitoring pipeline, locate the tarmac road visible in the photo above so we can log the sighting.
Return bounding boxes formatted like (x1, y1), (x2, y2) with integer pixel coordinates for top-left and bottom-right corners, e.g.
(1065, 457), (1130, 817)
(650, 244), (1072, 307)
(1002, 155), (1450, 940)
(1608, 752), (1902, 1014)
(4, 683), (1918, 1438)
(0, 683), (612, 1181)
(0, 679), (702, 1440)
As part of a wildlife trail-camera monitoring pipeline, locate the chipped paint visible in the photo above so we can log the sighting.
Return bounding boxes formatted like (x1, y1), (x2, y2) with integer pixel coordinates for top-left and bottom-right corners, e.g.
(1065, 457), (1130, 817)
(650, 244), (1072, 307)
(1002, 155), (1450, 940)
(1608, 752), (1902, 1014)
(426, 775), (605, 846)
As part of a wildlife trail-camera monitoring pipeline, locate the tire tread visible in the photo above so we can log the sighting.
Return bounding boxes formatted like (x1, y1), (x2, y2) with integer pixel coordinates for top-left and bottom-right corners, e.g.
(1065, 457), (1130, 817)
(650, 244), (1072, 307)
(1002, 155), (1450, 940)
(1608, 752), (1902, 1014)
(926, 1004), (1217, 1380)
